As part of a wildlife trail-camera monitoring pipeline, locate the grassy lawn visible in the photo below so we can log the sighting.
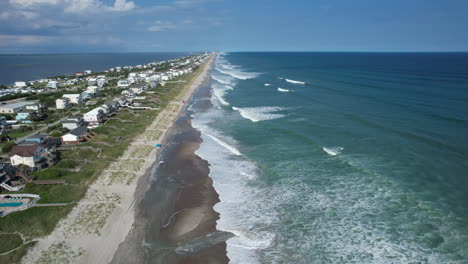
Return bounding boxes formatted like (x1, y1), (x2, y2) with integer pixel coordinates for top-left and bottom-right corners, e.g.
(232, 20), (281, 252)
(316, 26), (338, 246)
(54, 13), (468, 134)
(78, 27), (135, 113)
(0, 62), (206, 263)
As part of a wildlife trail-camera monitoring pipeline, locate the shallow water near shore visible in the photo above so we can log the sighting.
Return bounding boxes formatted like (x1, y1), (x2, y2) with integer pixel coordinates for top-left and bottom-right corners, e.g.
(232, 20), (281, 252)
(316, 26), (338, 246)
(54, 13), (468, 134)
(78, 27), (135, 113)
(192, 52), (468, 263)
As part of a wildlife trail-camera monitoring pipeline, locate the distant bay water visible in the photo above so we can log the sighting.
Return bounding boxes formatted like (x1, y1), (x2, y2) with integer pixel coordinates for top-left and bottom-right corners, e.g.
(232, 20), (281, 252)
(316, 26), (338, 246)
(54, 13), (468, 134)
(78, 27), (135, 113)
(192, 52), (468, 263)
(0, 52), (188, 85)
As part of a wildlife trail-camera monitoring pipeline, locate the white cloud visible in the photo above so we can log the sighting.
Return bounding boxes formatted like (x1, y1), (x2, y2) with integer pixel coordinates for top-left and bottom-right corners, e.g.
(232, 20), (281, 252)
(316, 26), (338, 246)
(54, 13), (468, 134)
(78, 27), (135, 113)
(10, 0), (135, 13)
(107, 0), (135, 12)
(147, 21), (177, 32)
(9, 0), (60, 8)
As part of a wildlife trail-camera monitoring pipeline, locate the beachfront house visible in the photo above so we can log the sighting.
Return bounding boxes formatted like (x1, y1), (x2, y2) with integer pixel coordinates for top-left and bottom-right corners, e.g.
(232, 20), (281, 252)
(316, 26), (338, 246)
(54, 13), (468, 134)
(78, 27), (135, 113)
(84, 107), (105, 128)
(102, 101), (120, 117)
(61, 126), (89, 145)
(62, 116), (85, 130)
(129, 83), (147, 94)
(8, 142), (45, 169)
(56, 97), (71, 109)
(63, 94), (82, 104)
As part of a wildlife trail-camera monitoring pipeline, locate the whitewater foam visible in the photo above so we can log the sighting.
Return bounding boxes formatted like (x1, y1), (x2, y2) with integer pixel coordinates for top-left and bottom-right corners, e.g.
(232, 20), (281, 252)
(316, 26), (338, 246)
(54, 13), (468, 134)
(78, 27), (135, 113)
(232, 106), (286, 122)
(216, 68), (260, 80)
(278, 77), (306, 85)
(264, 83), (272, 86)
(277, 88), (290, 92)
(322, 146), (344, 156)
(202, 131), (241, 156)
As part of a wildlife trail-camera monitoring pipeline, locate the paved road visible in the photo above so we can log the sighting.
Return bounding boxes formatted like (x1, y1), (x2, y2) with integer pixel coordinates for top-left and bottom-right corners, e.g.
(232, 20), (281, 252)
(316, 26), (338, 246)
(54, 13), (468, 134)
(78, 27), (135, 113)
(14, 118), (64, 144)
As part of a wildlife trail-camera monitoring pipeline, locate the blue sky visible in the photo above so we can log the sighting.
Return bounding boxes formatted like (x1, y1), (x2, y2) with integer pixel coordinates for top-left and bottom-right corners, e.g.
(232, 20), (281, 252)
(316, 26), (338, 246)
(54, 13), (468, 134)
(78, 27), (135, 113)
(0, 0), (467, 53)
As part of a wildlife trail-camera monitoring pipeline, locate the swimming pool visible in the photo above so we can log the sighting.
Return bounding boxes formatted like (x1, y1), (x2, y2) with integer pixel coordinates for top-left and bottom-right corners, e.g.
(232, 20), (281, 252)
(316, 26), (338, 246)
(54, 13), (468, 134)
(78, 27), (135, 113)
(0, 202), (23, 207)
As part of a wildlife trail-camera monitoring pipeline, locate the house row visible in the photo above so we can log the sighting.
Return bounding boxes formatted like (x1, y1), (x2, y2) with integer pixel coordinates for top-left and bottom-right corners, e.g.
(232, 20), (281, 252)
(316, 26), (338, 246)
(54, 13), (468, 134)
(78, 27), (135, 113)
(56, 87), (101, 109)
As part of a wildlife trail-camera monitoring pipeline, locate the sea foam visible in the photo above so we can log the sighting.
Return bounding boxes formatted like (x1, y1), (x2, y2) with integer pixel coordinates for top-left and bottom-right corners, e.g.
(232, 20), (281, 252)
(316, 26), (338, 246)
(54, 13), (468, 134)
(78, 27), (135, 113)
(277, 88), (290, 92)
(232, 106), (286, 122)
(278, 77), (306, 85)
(322, 146), (344, 156)
(202, 131), (241, 156)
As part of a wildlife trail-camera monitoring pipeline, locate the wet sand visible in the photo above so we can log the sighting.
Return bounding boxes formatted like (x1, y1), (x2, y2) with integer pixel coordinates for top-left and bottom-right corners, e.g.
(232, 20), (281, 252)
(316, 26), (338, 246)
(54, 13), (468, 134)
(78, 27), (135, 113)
(111, 63), (231, 264)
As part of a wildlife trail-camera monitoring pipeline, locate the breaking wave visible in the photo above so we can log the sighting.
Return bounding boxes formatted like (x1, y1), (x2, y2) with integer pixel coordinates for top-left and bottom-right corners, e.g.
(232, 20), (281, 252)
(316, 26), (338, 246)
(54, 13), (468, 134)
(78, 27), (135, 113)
(277, 88), (290, 92)
(322, 146), (344, 156)
(278, 77), (306, 85)
(232, 106), (286, 122)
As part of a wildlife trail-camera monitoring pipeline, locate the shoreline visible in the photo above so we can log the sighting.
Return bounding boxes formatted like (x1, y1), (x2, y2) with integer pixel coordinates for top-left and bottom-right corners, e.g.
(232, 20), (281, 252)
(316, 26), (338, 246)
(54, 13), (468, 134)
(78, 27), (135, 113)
(20, 54), (215, 264)
(110, 56), (232, 264)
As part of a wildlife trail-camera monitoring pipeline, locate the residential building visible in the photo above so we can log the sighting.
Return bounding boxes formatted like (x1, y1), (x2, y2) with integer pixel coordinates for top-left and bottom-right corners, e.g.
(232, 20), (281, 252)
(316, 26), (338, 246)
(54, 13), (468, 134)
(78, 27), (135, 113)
(15, 110), (35, 124)
(84, 70), (92, 75)
(14, 81), (27, 88)
(117, 80), (129, 87)
(102, 101), (120, 117)
(129, 83), (147, 94)
(56, 97), (71, 109)
(63, 94), (82, 104)
(62, 116), (85, 130)
(0, 102), (38, 114)
(8, 142), (45, 169)
(81, 91), (91, 100)
(97, 78), (107, 87)
(88, 78), (97, 86)
(47, 81), (59, 89)
(87, 86), (100, 95)
(61, 126), (89, 145)
(83, 107), (105, 128)
(25, 103), (45, 113)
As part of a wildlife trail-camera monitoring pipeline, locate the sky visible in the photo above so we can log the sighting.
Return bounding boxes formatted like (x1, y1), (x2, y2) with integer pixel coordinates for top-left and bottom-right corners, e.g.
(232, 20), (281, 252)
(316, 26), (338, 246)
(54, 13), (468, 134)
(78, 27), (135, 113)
(0, 0), (467, 53)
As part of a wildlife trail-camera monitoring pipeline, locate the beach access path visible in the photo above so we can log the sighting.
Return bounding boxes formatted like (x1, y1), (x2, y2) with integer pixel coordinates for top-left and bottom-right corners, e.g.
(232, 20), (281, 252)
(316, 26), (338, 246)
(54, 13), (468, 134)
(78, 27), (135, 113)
(20, 55), (215, 264)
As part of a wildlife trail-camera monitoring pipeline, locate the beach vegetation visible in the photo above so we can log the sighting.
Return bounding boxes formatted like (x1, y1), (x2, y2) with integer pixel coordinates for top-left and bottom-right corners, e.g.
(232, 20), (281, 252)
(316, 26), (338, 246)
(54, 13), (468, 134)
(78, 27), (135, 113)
(0, 59), (206, 262)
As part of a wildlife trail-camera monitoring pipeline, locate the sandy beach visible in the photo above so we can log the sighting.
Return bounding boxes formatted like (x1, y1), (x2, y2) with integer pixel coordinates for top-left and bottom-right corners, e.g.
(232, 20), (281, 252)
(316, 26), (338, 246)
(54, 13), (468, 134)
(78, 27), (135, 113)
(20, 55), (215, 264)
(110, 78), (232, 264)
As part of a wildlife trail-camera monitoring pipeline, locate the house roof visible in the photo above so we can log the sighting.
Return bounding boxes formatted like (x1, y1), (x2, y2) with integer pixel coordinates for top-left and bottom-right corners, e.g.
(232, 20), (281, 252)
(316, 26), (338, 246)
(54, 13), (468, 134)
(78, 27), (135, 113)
(69, 126), (88, 137)
(8, 144), (40, 157)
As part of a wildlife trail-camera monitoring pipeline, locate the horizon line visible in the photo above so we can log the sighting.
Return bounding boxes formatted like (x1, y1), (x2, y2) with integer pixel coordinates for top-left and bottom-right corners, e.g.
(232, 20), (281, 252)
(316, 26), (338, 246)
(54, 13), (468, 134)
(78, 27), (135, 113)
(1, 51), (468, 56)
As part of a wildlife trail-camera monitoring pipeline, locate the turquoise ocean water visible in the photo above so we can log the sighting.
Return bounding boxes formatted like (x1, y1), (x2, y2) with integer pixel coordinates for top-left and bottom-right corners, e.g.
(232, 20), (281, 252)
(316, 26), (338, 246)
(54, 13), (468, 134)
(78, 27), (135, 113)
(191, 52), (468, 263)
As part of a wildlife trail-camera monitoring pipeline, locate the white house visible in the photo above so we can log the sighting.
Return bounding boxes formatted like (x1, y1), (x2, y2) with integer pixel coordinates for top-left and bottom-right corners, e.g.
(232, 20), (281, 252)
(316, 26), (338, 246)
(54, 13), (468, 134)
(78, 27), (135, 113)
(88, 78), (97, 86)
(87, 86), (100, 95)
(62, 116), (84, 130)
(117, 80), (130, 87)
(84, 107), (105, 128)
(56, 97), (71, 109)
(96, 78), (107, 87)
(14, 81), (27, 88)
(61, 126), (88, 145)
(84, 70), (92, 75)
(63, 94), (82, 104)
(8, 143), (45, 168)
(47, 81), (59, 89)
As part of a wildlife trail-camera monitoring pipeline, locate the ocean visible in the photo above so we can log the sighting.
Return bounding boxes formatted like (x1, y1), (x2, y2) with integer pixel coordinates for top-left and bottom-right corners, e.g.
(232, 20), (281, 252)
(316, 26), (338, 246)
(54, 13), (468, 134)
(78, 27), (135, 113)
(0, 52), (188, 85)
(191, 52), (468, 263)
